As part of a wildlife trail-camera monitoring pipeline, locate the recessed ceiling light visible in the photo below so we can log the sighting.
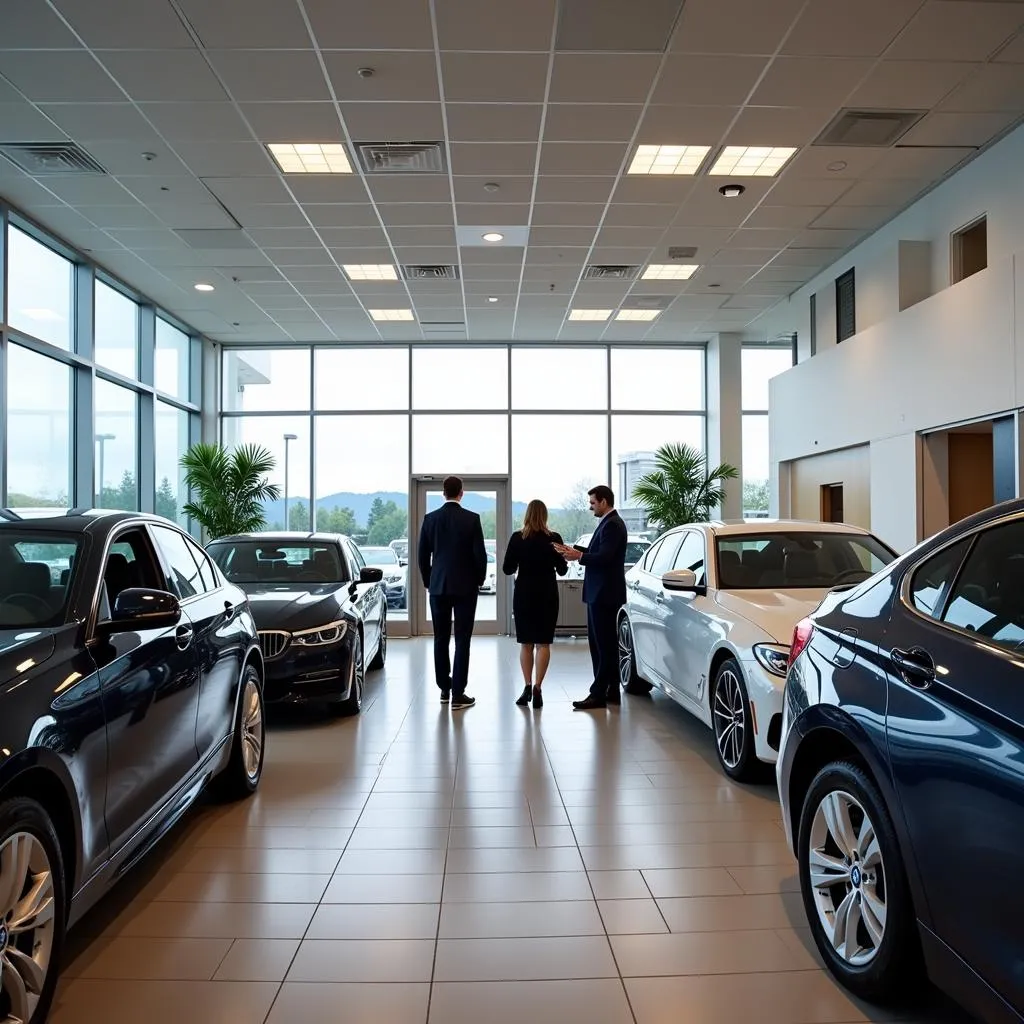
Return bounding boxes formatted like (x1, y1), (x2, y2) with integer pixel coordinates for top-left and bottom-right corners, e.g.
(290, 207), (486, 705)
(642, 264), (699, 280)
(368, 308), (415, 321)
(343, 264), (397, 281)
(194, 283), (214, 292)
(718, 183), (746, 198)
(568, 309), (612, 321)
(482, 231), (504, 242)
(615, 309), (661, 321)
(709, 146), (796, 177)
(628, 144), (711, 175)
(488, 296), (499, 303)
(267, 143), (352, 174)
(827, 160), (848, 172)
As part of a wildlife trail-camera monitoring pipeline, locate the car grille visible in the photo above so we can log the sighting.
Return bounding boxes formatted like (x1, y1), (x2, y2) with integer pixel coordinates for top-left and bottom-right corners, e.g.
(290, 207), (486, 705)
(259, 630), (290, 660)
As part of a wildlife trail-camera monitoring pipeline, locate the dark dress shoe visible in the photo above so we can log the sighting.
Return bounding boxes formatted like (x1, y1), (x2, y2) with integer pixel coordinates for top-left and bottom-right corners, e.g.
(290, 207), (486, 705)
(532, 688), (544, 709)
(572, 696), (607, 711)
(516, 685), (532, 706)
(440, 689), (451, 703)
(606, 691), (621, 705)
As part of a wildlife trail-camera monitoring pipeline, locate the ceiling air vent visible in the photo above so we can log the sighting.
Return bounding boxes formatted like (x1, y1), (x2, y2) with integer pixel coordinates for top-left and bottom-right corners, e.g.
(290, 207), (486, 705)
(667, 246), (697, 260)
(0, 142), (106, 175)
(814, 109), (926, 148)
(583, 264), (640, 280)
(401, 264), (460, 280)
(357, 142), (447, 174)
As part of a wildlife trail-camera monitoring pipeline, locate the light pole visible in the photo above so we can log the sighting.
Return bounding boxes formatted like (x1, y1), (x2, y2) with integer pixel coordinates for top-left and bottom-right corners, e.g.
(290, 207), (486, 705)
(95, 433), (115, 506)
(283, 433), (298, 529)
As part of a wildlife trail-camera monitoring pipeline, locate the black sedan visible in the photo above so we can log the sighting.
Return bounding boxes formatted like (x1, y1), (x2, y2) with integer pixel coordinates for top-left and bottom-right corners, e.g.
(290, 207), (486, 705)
(207, 532), (386, 714)
(0, 509), (265, 1024)
(777, 498), (1024, 1023)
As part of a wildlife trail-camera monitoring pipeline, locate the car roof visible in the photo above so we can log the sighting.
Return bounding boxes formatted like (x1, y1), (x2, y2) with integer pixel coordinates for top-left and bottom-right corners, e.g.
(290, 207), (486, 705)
(677, 519), (875, 538)
(210, 531), (351, 544)
(0, 508), (174, 532)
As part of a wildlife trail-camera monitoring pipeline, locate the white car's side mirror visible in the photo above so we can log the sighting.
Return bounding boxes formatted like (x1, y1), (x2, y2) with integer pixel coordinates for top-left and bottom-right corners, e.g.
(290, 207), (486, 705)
(663, 568), (700, 592)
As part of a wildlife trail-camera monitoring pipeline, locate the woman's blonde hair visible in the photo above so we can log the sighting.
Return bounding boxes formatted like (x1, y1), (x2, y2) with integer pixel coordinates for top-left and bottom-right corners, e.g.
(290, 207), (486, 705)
(521, 499), (550, 539)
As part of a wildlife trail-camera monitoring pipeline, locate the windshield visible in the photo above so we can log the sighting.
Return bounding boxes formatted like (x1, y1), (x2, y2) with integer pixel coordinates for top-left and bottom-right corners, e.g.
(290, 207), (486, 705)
(209, 540), (348, 584)
(362, 547), (398, 565)
(625, 542), (650, 564)
(0, 531), (81, 627)
(716, 532), (896, 590)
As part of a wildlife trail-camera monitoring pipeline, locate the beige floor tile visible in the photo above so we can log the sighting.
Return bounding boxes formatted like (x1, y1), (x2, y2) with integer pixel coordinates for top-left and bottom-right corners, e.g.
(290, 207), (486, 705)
(109, 901), (315, 939)
(448, 825), (538, 848)
(658, 891), (806, 932)
(598, 899), (668, 935)
(177, 847), (343, 875)
(307, 902), (441, 939)
(442, 871), (594, 903)
(66, 936), (233, 980)
(612, 929), (816, 976)
(334, 848), (448, 874)
(444, 845), (585, 874)
(728, 862), (802, 894)
(193, 825), (353, 849)
(439, 900), (604, 938)
(429, 980), (634, 1024)
(151, 871), (330, 903)
(640, 867), (745, 898)
(450, 806), (535, 827)
(357, 807), (453, 828)
(347, 826), (450, 849)
(322, 873), (444, 903)
(587, 870), (652, 900)
(287, 939), (436, 982)
(266, 982), (430, 1024)
(213, 938), (301, 981)
(534, 825), (578, 847)
(434, 936), (618, 981)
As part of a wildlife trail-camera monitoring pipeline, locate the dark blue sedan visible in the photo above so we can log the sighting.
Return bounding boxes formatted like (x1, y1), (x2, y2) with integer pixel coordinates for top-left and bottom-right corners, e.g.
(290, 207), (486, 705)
(777, 498), (1024, 1023)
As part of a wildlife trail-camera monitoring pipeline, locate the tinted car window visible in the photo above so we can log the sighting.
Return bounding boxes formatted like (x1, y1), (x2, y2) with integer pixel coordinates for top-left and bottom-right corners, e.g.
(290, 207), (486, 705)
(152, 525), (206, 599)
(186, 536), (219, 591)
(640, 539), (663, 571)
(910, 538), (970, 618)
(675, 531), (706, 586)
(651, 534), (684, 575)
(625, 541), (650, 564)
(940, 523), (1024, 650)
(101, 528), (164, 615)
(348, 542), (366, 573)
(210, 541), (349, 584)
(0, 532), (81, 627)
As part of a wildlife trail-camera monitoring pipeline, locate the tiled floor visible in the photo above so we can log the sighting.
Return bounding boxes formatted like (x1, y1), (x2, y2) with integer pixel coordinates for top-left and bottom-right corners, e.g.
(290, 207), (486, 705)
(56, 637), (973, 1024)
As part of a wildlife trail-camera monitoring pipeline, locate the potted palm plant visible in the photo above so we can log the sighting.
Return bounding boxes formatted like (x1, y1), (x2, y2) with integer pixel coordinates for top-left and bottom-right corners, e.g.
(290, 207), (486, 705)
(180, 442), (282, 540)
(632, 442), (738, 529)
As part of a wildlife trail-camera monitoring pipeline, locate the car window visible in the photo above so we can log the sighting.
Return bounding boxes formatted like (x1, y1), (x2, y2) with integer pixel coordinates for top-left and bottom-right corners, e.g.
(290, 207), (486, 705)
(675, 531), (706, 586)
(0, 532), (82, 628)
(151, 525), (207, 600)
(348, 542), (365, 573)
(939, 523), (1024, 650)
(101, 528), (164, 616)
(209, 541), (349, 584)
(640, 539), (663, 571)
(185, 537), (219, 591)
(651, 534), (684, 575)
(625, 541), (650, 564)
(910, 538), (971, 618)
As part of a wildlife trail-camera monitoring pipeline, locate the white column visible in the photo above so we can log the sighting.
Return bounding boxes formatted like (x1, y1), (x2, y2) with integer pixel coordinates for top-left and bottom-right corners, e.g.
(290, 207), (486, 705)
(706, 333), (743, 520)
(201, 339), (219, 445)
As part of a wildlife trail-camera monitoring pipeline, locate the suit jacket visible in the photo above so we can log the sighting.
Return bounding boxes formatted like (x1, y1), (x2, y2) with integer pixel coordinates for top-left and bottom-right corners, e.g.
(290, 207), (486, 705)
(418, 501), (488, 597)
(579, 510), (628, 607)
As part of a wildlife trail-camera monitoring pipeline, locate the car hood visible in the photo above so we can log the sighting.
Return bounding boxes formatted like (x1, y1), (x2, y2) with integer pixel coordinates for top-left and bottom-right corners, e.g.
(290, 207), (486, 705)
(0, 629), (57, 689)
(239, 584), (348, 631)
(714, 588), (831, 645)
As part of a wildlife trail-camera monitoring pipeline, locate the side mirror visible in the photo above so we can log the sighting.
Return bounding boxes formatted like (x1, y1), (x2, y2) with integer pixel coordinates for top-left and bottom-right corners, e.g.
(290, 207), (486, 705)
(360, 567), (384, 584)
(662, 568), (703, 593)
(104, 588), (182, 632)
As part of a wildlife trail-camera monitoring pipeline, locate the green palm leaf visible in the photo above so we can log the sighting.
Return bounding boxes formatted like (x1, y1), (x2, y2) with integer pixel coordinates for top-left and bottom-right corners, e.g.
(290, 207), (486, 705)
(631, 442), (738, 530)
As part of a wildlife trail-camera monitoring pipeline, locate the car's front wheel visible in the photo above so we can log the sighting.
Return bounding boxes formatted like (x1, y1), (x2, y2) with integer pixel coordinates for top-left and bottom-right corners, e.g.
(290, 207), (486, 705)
(618, 613), (653, 695)
(711, 658), (758, 781)
(0, 797), (66, 1024)
(797, 761), (920, 1002)
(215, 664), (265, 800)
(334, 632), (364, 716)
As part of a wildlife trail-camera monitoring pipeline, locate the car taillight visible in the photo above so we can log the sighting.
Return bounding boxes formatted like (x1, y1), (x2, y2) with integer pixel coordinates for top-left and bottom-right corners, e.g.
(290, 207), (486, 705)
(788, 618), (814, 669)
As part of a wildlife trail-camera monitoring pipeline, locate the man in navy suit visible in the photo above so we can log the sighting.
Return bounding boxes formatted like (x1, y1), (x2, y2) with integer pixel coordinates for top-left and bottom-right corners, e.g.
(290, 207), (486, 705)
(418, 475), (488, 708)
(554, 485), (628, 710)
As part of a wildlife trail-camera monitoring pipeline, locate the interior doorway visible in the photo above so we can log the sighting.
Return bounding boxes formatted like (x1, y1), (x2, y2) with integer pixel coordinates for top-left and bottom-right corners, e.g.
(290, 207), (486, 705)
(409, 475), (511, 636)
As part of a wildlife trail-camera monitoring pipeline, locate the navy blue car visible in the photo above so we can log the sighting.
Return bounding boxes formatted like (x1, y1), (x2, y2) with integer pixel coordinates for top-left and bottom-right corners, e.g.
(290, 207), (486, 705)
(777, 498), (1024, 1023)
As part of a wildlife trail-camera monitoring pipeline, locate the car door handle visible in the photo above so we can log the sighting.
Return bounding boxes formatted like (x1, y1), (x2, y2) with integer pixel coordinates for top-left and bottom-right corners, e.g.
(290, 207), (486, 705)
(890, 647), (934, 687)
(654, 592), (665, 604)
(175, 624), (194, 650)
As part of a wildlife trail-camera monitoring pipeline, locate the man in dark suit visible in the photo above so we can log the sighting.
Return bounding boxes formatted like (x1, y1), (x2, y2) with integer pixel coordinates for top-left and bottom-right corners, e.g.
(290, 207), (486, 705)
(417, 475), (488, 709)
(554, 485), (628, 710)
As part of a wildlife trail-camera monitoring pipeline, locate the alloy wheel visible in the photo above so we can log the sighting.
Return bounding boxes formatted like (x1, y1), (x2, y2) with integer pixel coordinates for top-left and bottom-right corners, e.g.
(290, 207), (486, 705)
(713, 669), (745, 769)
(807, 789), (887, 966)
(617, 618), (633, 687)
(0, 832), (56, 1024)
(240, 678), (264, 783)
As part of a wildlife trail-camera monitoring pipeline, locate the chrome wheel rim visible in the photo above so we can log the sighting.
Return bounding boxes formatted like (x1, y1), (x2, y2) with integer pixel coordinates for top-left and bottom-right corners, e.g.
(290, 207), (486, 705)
(241, 678), (263, 782)
(353, 639), (364, 705)
(713, 670), (745, 769)
(617, 617), (633, 686)
(0, 832), (56, 1024)
(808, 789), (887, 966)
(379, 618), (387, 663)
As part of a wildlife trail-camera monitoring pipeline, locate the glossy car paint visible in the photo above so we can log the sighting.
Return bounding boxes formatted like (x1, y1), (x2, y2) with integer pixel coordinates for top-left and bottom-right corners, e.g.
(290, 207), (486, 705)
(0, 511), (262, 929)
(778, 499), (1024, 1024)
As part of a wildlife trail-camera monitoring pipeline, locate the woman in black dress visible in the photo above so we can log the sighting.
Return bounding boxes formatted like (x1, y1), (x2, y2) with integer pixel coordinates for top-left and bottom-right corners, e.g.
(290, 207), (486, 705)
(502, 499), (568, 708)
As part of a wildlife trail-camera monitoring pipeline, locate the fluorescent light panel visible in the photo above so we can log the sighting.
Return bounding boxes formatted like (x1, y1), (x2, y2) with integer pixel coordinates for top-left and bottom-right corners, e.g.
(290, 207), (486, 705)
(268, 143), (352, 174)
(344, 264), (397, 281)
(642, 264), (699, 280)
(616, 309), (661, 321)
(628, 144), (710, 175)
(368, 308), (415, 321)
(709, 146), (796, 177)
(568, 309), (612, 321)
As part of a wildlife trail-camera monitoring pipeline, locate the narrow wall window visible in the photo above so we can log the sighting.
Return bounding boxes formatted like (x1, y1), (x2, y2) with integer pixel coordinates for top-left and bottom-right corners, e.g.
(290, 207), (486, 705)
(835, 269), (855, 343)
(809, 294), (817, 356)
(951, 216), (987, 284)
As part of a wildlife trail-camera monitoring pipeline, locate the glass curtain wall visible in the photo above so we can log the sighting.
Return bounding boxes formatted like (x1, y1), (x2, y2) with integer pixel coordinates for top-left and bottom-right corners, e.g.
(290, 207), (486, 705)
(221, 344), (707, 628)
(0, 207), (201, 526)
(741, 345), (795, 516)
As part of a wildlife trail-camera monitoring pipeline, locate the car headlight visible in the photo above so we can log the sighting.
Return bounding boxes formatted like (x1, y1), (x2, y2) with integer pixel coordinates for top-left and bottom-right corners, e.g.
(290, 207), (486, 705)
(752, 643), (790, 677)
(385, 573), (402, 583)
(292, 620), (348, 646)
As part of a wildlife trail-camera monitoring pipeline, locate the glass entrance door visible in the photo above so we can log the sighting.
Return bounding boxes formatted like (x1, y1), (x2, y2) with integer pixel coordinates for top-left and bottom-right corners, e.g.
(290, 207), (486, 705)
(410, 476), (510, 636)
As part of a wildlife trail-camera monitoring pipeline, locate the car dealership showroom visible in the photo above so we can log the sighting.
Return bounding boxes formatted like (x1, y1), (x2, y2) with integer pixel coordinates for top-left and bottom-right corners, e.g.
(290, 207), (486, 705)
(2, 1), (1024, 1022)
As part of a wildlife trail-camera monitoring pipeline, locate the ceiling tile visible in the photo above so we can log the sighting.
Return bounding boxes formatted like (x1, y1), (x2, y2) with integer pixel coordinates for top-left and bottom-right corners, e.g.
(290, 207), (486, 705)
(900, 109), (1021, 145)
(207, 50), (331, 102)
(871, 144), (975, 178)
(548, 54), (661, 103)
(261, 247), (334, 266)
(670, 0), (804, 53)
(0, 102), (70, 142)
(782, 0), (924, 56)
(100, 50), (229, 102)
(833, 178), (925, 206)
(76, 203), (162, 229)
(173, 141), (273, 176)
(810, 205), (895, 230)
(241, 102), (342, 140)
(456, 203), (530, 224)
(940, 62), (1024, 111)
(534, 176), (614, 203)
(378, 203), (455, 226)
(441, 53), (549, 103)
(394, 246), (459, 262)
(31, 103), (149, 142)
(527, 226), (598, 245)
(995, 31), (1024, 63)
(539, 142), (629, 175)
(750, 58), (873, 108)
(595, 226), (666, 247)
(341, 101), (444, 140)
(116, 175), (212, 205)
(847, 59), (978, 108)
(652, 55), (768, 106)
(0, 51), (124, 102)
(604, 203), (681, 228)
(320, 227), (389, 246)
(367, 175), (452, 203)
(542, 104), (642, 142)
(612, 177), (697, 203)
(175, 0), (313, 47)
(728, 227), (799, 249)
(742, 205), (828, 228)
(305, 0), (434, 48)
(725, 106), (834, 146)
(449, 143), (539, 175)
(28, 175), (133, 206)
(886, 1), (1024, 61)
(246, 227), (322, 246)
(152, 203), (239, 229)
(635, 105), (737, 144)
(781, 145), (885, 179)
(556, 0), (683, 53)
(453, 176), (535, 203)
(228, 204), (309, 228)
(794, 227), (868, 247)
(2, 0), (82, 47)
(285, 177), (370, 203)
(53, 0), (195, 47)
(302, 204), (382, 228)
(323, 52), (440, 103)
(435, 0), (557, 49)
(532, 203), (605, 225)
(386, 226), (457, 246)
(446, 104), (543, 142)
(140, 102), (252, 141)
(203, 176), (293, 205)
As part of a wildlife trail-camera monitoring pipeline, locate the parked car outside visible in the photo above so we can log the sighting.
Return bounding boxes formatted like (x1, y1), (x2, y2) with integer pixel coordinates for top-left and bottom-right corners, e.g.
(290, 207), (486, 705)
(389, 538), (409, 566)
(565, 533), (650, 580)
(777, 498), (1024, 1021)
(207, 532), (386, 715)
(479, 549), (498, 594)
(360, 545), (407, 609)
(618, 520), (896, 779)
(0, 509), (264, 1024)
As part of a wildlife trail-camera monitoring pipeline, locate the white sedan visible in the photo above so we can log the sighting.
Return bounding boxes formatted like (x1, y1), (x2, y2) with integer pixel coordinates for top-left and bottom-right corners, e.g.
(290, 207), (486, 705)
(618, 520), (897, 780)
